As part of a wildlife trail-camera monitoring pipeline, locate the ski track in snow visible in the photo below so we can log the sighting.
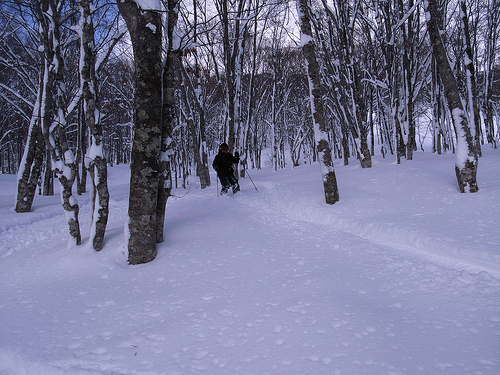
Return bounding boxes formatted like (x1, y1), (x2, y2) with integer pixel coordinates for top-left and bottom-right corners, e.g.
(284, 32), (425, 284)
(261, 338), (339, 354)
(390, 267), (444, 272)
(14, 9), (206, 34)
(249, 168), (500, 278)
(0, 150), (499, 375)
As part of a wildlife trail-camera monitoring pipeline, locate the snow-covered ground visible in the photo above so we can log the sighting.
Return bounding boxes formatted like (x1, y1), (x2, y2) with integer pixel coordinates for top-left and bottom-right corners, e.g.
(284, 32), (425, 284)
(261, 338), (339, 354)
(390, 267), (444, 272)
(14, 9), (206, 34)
(0, 149), (499, 375)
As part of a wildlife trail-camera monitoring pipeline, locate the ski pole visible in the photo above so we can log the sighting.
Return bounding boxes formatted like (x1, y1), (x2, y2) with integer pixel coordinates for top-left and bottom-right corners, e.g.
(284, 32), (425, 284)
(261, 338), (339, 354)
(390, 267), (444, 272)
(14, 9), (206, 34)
(246, 169), (258, 191)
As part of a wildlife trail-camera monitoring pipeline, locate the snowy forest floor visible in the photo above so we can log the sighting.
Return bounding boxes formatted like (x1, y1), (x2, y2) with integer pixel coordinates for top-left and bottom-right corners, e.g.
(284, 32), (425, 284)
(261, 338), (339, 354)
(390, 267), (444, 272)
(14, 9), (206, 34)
(0, 149), (499, 375)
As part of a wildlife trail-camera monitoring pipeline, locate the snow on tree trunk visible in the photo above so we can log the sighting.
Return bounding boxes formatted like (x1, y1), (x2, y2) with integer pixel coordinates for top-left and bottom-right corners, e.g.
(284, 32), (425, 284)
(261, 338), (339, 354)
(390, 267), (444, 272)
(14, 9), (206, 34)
(191, 0), (211, 187)
(80, 0), (109, 251)
(118, 0), (163, 264)
(425, 0), (479, 193)
(297, 0), (339, 205)
(36, 0), (82, 246)
(320, 0), (370, 168)
(460, 0), (482, 157)
(15, 87), (44, 213)
(180, 65), (210, 190)
(156, 0), (180, 244)
(483, 0), (499, 148)
(351, 63), (372, 168)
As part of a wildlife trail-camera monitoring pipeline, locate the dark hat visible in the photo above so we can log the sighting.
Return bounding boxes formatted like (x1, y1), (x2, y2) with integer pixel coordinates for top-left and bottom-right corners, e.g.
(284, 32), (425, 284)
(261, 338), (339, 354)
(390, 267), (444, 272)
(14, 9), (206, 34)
(219, 142), (229, 151)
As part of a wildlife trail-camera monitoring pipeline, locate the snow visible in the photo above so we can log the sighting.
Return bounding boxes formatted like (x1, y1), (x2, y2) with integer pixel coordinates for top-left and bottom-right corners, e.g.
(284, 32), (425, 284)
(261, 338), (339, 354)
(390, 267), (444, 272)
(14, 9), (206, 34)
(145, 23), (157, 34)
(64, 150), (76, 165)
(86, 140), (103, 166)
(300, 33), (314, 47)
(133, 0), (161, 11)
(172, 26), (182, 50)
(1, 149), (499, 374)
(452, 107), (476, 171)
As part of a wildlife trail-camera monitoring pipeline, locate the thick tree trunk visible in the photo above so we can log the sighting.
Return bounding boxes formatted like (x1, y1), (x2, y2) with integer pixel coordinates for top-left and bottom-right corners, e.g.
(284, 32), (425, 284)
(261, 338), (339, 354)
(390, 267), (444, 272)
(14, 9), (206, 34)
(118, 0), (163, 263)
(298, 0), (339, 205)
(425, 0), (478, 193)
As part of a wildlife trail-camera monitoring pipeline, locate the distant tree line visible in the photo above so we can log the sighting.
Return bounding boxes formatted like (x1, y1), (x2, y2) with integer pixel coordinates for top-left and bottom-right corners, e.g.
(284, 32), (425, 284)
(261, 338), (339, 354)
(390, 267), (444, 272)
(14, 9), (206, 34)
(0, 0), (498, 262)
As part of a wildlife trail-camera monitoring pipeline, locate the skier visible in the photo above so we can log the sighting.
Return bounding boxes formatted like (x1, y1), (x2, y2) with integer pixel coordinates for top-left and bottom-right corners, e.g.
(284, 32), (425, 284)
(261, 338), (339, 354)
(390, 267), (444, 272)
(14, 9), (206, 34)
(213, 143), (240, 195)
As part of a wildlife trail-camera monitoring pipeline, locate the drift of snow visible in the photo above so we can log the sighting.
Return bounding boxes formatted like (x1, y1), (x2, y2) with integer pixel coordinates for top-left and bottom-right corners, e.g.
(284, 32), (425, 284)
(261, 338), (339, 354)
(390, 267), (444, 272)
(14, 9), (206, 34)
(0, 149), (499, 374)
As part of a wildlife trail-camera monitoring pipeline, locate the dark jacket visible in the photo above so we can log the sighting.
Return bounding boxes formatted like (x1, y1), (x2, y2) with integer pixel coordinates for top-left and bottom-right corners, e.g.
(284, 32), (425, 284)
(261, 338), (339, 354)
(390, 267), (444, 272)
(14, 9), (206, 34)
(213, 151), (239, 176)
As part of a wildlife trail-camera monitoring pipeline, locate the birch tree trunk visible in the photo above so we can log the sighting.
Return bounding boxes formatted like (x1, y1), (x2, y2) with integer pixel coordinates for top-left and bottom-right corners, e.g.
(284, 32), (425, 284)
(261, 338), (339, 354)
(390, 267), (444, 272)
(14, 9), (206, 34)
(80, 0), (109, 251)
(321, 0), (371, 168)
(191, 13), (211, 189)
(297, 0), (339, 204)
(483, 0), (499, 148)
(214, 0), (250, 180)
(118, 0), (163, 263)
(156, 0), (180, 244)
(15, 85), (44, 213)
(425, 0), (479, 193)
(76, 103), (87, 195)
(180, 0), (210, 189)
(36, 0), (81, 246)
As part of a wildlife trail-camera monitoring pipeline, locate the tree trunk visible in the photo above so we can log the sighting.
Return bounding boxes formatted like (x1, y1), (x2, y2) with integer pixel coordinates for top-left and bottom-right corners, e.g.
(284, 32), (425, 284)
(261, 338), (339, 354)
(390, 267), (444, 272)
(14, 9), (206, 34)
(460, 0), (482, 157)
(36, 0), (81, 246)
(180, 63), (210, 189)
(297, 0), (339, 204)
(425, 0), (478, 193)
(483, 0), (499, 148)
(15, 90), (44, 213)
(42, 149), (54, 196)
(118, 0), (163, 264)
(192, 0), (211, 187)
(155, 0), (180, 244)
(76, 101), (87, 195)
(352, 63), (372, 168)
(81, 0), (109, 251)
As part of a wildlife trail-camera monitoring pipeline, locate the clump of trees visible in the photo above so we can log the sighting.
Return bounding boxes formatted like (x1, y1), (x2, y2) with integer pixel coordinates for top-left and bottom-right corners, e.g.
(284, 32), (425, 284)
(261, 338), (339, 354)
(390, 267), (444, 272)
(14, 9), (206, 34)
(1, 0), (498, 263)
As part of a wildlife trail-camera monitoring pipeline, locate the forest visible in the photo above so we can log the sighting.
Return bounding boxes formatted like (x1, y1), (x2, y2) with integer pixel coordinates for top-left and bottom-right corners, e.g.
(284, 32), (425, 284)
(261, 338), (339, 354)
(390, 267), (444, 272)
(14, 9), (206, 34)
(0, 0), (499, 263)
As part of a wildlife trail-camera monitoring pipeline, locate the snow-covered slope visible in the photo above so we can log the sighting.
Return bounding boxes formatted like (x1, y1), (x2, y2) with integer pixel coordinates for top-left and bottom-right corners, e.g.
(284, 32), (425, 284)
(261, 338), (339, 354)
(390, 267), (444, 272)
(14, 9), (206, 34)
(1, 149), (498, 374)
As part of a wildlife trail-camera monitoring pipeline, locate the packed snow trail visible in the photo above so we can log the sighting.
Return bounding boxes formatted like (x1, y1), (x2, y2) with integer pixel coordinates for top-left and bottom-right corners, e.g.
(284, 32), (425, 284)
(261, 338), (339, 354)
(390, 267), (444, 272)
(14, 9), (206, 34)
(0, 150), (499, 374)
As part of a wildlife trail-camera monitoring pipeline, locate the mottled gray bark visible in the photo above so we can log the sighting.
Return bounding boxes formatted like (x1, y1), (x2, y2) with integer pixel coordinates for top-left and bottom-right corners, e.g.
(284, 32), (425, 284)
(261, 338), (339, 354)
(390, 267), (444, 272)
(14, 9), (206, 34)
(156, 0), (179, 244)
(15, 118), (44, 213)
(460, 0), (482, 157)
(298, 0), (339, 204)
(36, 0), (81, 245)
(425, 0), (478, 193)
(118, 0), (163, 263)
(81, 0), (109, 251)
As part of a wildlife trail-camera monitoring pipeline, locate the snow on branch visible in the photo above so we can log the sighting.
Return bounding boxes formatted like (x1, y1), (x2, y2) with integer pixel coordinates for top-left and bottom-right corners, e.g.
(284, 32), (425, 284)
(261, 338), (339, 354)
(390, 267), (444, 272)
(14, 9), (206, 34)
(132, 0), (162, 11)
(393, 0), (424, 31)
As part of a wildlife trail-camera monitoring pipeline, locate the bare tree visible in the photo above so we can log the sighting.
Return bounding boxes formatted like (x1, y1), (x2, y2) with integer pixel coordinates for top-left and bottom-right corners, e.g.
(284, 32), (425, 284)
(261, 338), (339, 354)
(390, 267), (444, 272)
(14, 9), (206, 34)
(118, 0), (163, 264)
(33, 0), (82, 245)
(319, 0), (371, 168)
(297, 0), (339, 204)
(460, 0), (482, 157)
(80, 0), (109, 251)
(425, 0), (479, 193)
(156, 0), (180, 243)
(482, 0), (499, 148)
(0, 4), (46, 212)
(178, 18), (210, 187)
